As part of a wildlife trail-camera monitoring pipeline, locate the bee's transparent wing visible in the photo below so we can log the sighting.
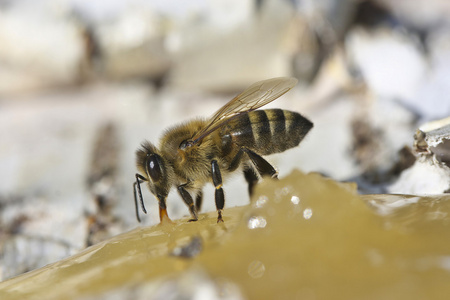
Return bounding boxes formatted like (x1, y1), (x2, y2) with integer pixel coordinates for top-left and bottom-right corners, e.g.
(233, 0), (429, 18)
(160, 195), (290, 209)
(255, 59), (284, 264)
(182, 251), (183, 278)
(192, 77), (298, 144)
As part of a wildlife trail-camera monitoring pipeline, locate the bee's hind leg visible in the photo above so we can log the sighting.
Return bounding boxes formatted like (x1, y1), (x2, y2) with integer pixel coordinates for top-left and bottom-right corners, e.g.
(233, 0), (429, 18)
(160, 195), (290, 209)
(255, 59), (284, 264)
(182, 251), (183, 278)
(229, 147), (277, 199)
(177, 184), (199, 221)
(211, 160), (225, 223)
(243, 165), (259, 197)
(229, 147), (278, 180)
(195, 190), (203, 213)
(243, 148), (278, 179)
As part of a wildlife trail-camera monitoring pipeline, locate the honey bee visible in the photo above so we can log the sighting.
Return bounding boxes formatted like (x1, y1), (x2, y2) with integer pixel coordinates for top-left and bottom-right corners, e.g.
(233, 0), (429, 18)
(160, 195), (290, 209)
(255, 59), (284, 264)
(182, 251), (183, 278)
(134, 77), (313, 223)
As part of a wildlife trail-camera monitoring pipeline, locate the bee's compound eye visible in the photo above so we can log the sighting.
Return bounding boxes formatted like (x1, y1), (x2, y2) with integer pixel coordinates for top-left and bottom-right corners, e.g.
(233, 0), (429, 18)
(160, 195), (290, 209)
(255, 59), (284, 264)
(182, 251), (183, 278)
(147, 155), (163, 182)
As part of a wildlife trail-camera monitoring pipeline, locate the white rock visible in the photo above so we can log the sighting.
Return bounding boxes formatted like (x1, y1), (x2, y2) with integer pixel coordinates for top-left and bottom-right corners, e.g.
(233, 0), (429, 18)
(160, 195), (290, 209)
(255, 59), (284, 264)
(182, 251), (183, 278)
(167, 0), (296, 91)
(95, 7), (170, 79)
(346, 27), (427, 101)
(389, 116), (450, 194)
(409, 29), (450, 122)
(0, 82), (156, 279)
(388, 156), (450, 194)
(376, 0), (450, 30)
(0, 3), (85, 94)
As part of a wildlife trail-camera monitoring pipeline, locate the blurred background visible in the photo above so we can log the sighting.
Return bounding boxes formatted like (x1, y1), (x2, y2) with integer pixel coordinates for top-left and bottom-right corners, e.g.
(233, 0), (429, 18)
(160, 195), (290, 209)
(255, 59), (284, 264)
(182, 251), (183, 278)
(1, 0), (450, 280)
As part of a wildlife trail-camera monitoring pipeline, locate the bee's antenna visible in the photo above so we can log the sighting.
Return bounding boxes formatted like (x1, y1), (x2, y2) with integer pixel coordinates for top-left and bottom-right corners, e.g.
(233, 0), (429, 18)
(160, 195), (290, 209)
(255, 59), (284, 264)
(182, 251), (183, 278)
(134, 174), (148, 222)
(133, 182), (141, 222)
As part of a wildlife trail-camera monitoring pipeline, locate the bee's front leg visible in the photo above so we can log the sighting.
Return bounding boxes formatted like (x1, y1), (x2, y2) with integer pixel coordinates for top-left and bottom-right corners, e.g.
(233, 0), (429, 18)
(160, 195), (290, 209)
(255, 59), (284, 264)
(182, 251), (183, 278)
(177, 184), (198, 221)
(211, 160), (225, 223)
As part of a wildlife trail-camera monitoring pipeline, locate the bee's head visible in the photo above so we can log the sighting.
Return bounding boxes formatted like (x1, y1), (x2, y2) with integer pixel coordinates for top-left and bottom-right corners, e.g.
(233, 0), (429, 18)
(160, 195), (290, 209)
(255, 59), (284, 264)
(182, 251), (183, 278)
(136, 141), (172, 202)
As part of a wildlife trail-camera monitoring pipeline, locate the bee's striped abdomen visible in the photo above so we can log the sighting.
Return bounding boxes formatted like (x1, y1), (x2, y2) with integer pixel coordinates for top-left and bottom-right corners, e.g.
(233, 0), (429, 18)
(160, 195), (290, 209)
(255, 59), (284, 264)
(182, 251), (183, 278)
(220, 109), (313, 156)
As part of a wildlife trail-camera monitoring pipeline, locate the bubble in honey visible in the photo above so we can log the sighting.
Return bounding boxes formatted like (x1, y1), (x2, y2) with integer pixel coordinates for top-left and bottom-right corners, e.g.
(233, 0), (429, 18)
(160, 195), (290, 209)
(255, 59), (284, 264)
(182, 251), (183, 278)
(290, 195), (300, 205)
(247, 216), (267, 229)
(274, 186), (293, 202)
(303, 208), (313, 219)
(255, 195), (268, 208)
(247, 260), (265, 279)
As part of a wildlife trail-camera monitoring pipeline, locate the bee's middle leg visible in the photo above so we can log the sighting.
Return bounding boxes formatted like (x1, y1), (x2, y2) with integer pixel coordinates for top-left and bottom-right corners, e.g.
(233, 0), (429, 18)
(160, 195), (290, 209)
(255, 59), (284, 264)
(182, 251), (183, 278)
(211, 160), (225, 223)
(177, 184), (198, 221)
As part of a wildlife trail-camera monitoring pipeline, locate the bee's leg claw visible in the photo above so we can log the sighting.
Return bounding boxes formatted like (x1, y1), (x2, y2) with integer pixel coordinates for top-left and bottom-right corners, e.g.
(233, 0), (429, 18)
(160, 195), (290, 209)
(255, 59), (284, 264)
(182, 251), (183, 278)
(185, 205), (198, 222)
(243, 166), (259, 197)
(189, 205), (198, 221)
(217, 211), (224, 223)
